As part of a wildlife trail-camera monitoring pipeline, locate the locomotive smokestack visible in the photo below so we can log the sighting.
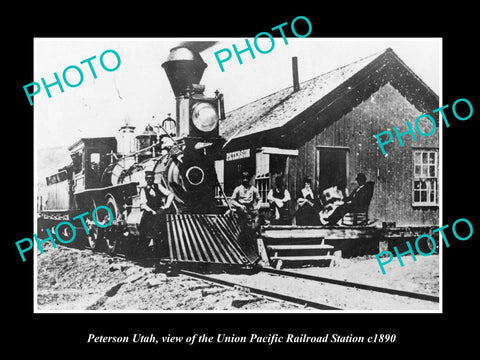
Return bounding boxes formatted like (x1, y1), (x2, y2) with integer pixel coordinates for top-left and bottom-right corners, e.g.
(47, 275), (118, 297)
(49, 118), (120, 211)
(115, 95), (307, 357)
(161, 46), (208, 97)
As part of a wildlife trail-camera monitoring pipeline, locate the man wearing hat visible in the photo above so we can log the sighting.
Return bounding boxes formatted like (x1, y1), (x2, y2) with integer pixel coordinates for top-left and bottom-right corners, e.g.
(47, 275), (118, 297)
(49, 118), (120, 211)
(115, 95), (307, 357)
(324, 173), (370, 225)
(230, 171), (261, 228)
(140, 170), (174, 247)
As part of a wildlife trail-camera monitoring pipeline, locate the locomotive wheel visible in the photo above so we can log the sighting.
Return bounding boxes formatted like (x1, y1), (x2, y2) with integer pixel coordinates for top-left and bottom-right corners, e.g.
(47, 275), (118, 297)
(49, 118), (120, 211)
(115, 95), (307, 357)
(103, 196), (121, 254)
(104, 230), (118, 254)
(87, 221), (101, 251)
(58, 224), (75, 248)
(84, 199), (103, 251)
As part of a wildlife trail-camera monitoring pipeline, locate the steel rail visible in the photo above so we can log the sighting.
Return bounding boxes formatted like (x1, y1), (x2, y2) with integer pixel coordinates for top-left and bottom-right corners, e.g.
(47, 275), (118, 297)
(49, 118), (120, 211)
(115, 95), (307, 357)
(63, 240), (439, 305)
(178, 269), (342, 310)
(66, 241), (439, 304)
(260, 267), (439, 303)
(126, 254), (439, 303)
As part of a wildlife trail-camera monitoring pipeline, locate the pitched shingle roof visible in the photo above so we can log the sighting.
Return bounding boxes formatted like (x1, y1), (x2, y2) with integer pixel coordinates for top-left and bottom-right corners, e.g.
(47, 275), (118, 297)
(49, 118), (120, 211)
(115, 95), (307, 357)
(221, 50), (384, 142)
(221, 47), (438, 151)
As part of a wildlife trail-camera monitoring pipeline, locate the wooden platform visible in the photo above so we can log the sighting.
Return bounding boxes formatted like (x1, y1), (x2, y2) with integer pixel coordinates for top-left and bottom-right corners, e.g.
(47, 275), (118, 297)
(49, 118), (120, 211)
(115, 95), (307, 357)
(258, 224), (437, 269)
(261, 224), (435, 240)
(261, 225), (381, 240)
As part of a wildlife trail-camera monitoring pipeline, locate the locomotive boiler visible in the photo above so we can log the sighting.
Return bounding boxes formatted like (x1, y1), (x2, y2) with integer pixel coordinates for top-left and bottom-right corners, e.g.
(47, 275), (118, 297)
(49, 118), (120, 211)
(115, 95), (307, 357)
(38, 46), (259, 269)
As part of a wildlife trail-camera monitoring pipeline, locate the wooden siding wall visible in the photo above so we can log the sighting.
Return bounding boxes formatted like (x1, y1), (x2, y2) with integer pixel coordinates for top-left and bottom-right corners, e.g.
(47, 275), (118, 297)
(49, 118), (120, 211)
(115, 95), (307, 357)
(45, 180), (70, 211)
(288, 83), (439, 226)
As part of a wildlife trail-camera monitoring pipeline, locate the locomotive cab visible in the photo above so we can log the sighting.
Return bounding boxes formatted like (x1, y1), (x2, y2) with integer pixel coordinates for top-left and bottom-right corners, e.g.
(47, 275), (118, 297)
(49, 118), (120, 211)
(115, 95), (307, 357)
(68, 137), (117, 192)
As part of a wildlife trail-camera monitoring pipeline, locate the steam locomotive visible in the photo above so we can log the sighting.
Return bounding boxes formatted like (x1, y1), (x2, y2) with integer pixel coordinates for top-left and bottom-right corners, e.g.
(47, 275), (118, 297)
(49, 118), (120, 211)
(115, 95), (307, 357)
(37, 46), (259, 268)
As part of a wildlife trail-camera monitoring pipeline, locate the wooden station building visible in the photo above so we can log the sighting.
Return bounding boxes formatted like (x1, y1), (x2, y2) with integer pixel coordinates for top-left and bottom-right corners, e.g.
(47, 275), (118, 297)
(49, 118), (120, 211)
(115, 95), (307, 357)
(216, 48), (439, 229)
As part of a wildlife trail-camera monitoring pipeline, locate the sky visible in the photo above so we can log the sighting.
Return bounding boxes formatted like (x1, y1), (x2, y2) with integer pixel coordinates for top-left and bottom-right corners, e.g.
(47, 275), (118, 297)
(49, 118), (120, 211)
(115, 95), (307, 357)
(34, 38), (441, 151)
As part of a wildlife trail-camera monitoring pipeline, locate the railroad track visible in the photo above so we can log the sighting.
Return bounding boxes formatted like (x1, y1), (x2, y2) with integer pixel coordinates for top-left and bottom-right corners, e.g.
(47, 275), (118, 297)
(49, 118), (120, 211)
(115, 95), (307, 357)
(87, 252), (341, 309)
(60, 244), (439, 310)
(177, 266), (439, 310)
(260, 267), (440, 303)
(178, 269), (341, 310)
(122, 250), (439, 310)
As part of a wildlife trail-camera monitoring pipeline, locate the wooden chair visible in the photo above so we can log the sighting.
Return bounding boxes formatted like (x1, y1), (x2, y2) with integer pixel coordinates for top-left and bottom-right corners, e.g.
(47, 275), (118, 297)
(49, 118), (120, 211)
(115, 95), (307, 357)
(341, 181), (375, 226)
(342, 212), (368, 226)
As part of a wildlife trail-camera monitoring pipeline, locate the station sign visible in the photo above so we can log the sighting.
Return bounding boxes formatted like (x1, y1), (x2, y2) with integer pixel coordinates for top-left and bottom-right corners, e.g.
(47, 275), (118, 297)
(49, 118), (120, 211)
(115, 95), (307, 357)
(226, 148), (250, 162)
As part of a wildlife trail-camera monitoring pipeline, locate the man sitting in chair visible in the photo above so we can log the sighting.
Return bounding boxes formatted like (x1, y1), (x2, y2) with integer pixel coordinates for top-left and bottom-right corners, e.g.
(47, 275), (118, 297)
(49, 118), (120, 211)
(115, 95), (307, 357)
(323, 173), (373, 225)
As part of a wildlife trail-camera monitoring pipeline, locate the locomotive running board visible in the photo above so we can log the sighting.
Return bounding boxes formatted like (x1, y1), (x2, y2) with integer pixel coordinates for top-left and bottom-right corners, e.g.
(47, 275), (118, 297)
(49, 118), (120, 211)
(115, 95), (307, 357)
(164, 213), (259, 267)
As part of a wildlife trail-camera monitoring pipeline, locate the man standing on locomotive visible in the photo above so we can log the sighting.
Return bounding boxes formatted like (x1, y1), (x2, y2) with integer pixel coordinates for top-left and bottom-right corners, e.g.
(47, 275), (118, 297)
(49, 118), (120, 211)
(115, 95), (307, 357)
(140, 171), (174, 251)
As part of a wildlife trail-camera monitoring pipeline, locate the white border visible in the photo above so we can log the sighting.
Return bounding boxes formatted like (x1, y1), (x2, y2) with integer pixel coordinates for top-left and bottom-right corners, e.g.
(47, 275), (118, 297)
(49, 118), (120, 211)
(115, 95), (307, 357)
(33, 37), (443, 314)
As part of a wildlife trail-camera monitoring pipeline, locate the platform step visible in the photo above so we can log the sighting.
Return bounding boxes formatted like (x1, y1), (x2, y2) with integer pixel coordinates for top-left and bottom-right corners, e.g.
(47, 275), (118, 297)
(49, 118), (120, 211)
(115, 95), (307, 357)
(267, 244), (334, 251)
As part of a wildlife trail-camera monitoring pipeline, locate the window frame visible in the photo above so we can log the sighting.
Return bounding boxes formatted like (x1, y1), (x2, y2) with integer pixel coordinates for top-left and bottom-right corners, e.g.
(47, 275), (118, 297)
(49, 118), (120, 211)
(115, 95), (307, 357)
(255, 152), (271, 205)
(412, 148), (439, 207)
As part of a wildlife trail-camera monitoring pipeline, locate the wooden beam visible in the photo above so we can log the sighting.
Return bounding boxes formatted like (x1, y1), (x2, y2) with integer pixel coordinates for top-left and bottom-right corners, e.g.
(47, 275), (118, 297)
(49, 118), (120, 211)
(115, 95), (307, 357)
(259, 147), (299, 156)
(267, 244), (334, 250)
(262, 228), (380, 240)
(261, 225), (436, 240)
(270, 255), (335, 261)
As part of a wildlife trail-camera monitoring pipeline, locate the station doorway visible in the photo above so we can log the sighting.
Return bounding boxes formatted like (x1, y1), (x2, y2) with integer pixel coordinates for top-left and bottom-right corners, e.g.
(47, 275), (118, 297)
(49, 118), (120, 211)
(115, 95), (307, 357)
(316, 146), (349, 194)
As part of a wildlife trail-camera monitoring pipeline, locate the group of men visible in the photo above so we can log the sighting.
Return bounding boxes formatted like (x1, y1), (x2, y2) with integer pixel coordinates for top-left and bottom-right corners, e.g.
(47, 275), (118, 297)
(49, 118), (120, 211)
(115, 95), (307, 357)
(139, 169), (372, 247)
(230, 171), (371, 228)
(230, 172), (293, 228)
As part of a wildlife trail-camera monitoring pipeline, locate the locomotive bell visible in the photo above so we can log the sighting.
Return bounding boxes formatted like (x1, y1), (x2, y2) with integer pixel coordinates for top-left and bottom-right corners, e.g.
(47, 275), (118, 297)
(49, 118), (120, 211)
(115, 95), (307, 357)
(162, 47), (207, 96)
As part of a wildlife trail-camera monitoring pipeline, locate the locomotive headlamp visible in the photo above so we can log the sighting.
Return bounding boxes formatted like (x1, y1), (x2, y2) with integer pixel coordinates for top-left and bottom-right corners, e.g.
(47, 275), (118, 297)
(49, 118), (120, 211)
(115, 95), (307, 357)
(191, 102), (219, 133)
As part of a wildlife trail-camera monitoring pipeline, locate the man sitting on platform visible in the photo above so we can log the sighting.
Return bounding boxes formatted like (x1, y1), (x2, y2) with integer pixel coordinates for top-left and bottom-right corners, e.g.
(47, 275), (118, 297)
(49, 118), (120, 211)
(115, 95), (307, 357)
(267, 176), (292, 225)
(230, 171), (261, 229)
(323, 173), (372, 225)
